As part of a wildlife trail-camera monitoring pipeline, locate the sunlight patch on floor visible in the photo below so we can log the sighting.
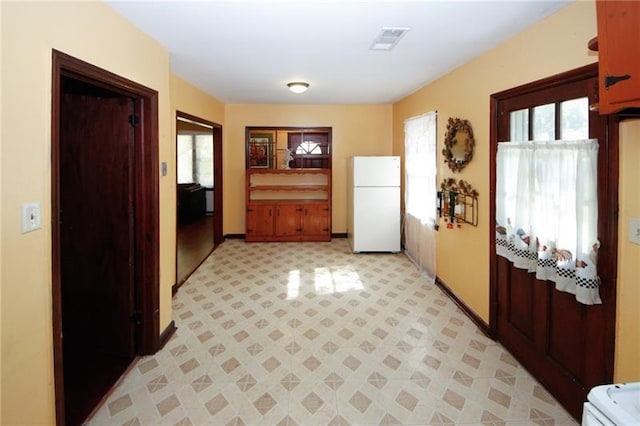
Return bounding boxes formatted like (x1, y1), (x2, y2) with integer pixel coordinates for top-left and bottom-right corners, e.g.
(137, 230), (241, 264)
(286, 265), (363, 299)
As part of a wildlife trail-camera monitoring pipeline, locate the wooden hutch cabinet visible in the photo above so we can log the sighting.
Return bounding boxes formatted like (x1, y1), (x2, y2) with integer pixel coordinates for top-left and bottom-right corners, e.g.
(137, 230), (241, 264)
(594, 1), (640, 114)
(245, 169), (331, 242)
(245, 126), (332, 242)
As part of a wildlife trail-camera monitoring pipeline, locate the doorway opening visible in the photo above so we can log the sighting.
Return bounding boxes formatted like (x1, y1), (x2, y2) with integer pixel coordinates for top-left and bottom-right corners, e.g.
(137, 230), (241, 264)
(175, 112), (223, 289)
(51, 50), (160, 425)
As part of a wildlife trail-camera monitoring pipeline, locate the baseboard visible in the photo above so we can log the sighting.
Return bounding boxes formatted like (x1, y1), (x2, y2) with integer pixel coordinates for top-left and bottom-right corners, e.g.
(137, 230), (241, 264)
(158, 320), (177, 350)
(224, 233), (245, 239)
(225, 233), (346, 240)
(434, 276), (494, 339)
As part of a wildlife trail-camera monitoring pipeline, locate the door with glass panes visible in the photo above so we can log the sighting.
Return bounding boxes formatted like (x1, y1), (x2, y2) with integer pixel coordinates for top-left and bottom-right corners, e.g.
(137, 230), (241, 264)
(490, 65), (618, 420)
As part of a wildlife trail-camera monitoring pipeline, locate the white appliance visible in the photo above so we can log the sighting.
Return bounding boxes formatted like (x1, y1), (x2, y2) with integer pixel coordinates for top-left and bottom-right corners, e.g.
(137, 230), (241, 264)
(347, 156), (401, 253)
(582, 382), (640, 425)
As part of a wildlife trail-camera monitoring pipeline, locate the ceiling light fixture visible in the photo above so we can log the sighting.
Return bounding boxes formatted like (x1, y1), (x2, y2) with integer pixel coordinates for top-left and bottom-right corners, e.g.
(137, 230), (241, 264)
(287, 82), (310, 94)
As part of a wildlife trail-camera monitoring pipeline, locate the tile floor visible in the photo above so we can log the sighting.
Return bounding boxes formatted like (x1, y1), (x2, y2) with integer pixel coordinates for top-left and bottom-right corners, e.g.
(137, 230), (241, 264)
(88, 239), (578, 425)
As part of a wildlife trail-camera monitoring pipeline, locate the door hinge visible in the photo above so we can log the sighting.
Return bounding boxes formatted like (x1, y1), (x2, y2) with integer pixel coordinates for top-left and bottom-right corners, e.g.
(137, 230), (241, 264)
(130, 310), (143, 325)
(604, 74), (631, 89)
(128, 114), (140, 126)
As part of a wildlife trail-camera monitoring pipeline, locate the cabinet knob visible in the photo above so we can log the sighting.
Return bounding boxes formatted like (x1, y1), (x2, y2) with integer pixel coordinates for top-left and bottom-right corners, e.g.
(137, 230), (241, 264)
(604, 74), (631, 89)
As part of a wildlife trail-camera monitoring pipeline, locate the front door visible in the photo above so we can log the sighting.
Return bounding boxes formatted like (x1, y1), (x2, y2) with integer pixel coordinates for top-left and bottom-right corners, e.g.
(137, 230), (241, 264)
(60, 84), (137, 425)
(490, 65), (617, 420)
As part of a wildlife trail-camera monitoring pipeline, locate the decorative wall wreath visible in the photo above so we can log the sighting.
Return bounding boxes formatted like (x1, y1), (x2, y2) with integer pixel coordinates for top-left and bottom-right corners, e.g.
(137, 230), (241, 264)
(443, 117), (475, 172)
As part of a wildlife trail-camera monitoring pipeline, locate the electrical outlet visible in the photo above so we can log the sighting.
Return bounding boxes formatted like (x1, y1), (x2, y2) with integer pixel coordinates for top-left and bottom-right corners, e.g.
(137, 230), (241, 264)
(630, 217), (640, 246)
(22, 202), (42, 233)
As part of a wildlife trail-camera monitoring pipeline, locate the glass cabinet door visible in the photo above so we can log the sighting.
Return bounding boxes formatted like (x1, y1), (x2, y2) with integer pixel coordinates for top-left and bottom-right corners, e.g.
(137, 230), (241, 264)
(247, 129), (276, 168)
(246, 127), (332, 170)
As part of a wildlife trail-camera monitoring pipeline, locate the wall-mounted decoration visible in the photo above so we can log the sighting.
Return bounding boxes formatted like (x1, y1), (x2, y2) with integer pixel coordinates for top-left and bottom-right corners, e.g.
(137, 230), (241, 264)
(437, 178), (478, 227)
(443, 117), (475, 172)
(247, 131), (276, 168)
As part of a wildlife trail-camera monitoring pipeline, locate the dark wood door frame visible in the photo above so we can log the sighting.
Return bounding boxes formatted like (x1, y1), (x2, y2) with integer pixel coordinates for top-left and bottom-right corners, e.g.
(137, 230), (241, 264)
(174, 111), (223, 291)
(51, 50), (161, 425)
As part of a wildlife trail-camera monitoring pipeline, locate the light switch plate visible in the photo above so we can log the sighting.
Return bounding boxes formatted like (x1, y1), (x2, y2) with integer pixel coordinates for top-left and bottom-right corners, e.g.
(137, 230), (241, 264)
(630, 217), (640, 245)
(22, 202), (42, 233)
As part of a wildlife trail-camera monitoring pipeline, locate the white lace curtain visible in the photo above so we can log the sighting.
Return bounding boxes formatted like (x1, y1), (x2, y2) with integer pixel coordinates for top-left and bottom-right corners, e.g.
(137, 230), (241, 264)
(404, 112), (437, 282)
(496, 139), (601, 305)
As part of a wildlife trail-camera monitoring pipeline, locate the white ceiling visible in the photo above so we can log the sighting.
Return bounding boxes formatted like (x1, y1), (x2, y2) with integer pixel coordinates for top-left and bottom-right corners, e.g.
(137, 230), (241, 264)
(106, 0), (572, 105)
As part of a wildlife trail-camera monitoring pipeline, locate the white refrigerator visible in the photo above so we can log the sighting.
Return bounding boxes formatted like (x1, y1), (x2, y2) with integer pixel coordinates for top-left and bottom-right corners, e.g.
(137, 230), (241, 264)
(347, 156), (401, 253)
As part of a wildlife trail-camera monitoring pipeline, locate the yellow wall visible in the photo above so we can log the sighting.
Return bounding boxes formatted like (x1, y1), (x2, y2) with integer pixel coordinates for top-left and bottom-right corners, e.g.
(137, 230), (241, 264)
(615, 120), (640, 381)
(171, 74), (225, 125)
(168, 73), (225, 309)
(0, 1), (4, 420)
(1, 2), (172, 424)
(393, 0), (597, 323)
(393, 0), (639, 382)
(224, 104), (392, 235)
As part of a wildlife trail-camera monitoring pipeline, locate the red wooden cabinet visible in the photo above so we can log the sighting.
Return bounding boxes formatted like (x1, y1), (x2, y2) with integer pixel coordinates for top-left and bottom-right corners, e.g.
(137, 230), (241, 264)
(246, 203), (275, 238)
(275, 204), (302, 237)
(596, 1), (640, 114)
(301, 203), (331, 239)
(246, 169), (331, 242)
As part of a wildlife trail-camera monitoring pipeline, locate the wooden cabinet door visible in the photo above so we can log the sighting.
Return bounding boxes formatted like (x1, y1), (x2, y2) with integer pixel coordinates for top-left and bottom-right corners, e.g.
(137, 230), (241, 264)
(246, 204), (274, 238)
(275, 204), (302, 237)
(597, 1), (640, 113)
(302, 203), (330, 239)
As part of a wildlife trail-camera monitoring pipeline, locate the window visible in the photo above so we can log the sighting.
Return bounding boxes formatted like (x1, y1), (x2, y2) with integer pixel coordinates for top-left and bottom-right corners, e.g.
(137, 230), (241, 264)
(287, 130), (331, 169)
(498, 96), (600, 304)
(294, 141), (322, 155)
(177, 133), (214, 187)
(404, 111), (437, 282)
(509, 97), (589, 141)
(560, 98), (589, 139)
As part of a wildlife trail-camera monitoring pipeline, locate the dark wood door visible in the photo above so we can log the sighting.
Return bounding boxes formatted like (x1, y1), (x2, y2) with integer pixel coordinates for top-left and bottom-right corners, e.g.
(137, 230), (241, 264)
(491, 66), (617, 420)
(60, 91), (136, 424)
(213, 125), (224, 247)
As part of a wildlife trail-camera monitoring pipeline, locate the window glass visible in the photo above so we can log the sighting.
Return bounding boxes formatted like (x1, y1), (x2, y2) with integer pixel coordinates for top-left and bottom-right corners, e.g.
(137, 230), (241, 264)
(177, 134), (194, 184)
(533, 103), (555, 141)
(510, 109), (529, 141)
(195, 134), (214, 187)
(295, 141), (322, 155)
(560, 97), (589, 140)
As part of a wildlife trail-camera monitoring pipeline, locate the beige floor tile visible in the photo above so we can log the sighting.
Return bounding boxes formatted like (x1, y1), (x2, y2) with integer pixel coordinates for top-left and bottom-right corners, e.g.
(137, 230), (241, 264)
(87, 239), (576, 426)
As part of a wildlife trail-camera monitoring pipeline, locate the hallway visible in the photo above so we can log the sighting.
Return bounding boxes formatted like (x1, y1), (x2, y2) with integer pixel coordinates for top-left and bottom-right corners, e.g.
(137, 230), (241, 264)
(88, 239), (576, 425)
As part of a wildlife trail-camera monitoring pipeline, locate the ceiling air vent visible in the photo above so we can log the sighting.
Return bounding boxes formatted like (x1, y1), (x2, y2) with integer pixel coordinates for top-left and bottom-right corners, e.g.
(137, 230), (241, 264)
(370, 27), (410, 51)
